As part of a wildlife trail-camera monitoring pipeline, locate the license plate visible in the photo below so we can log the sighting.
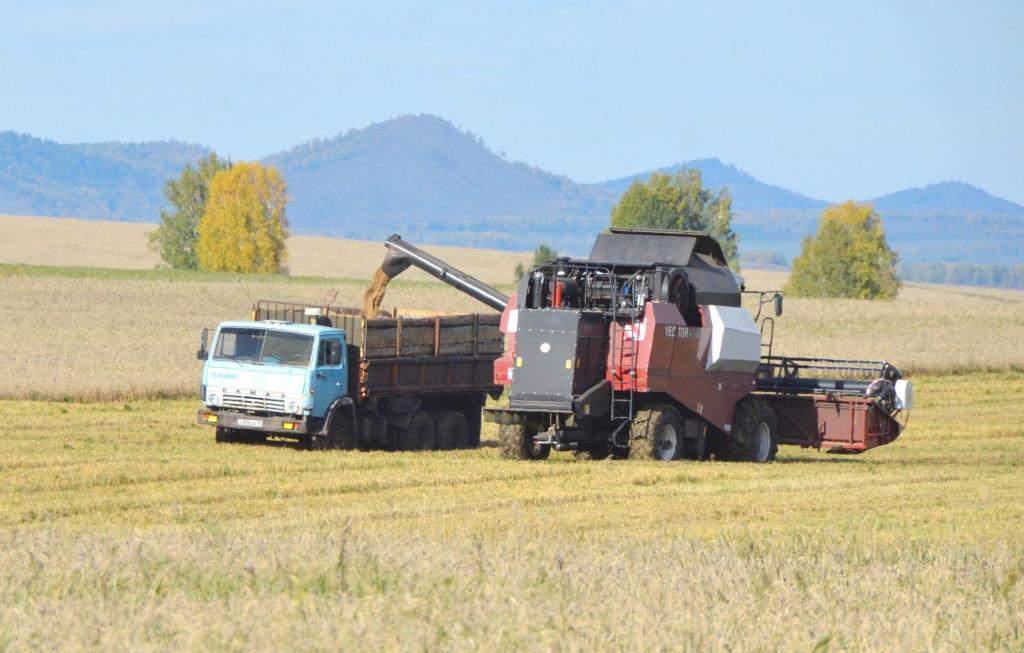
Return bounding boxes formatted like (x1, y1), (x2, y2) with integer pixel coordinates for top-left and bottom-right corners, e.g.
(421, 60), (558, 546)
(236, 418), (264, 428)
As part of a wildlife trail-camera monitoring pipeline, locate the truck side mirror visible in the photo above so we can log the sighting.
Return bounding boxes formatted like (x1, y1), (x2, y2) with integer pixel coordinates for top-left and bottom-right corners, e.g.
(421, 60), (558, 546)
(197, 327), (209, 360)
(774, 293), (784, 317)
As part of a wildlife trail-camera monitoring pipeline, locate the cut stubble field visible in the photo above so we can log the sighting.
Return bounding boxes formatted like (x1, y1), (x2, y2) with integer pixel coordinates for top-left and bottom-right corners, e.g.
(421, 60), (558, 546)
(1, 233), (1023, 651)
(1, 263), (1022, 400)
(0, 374), (1021, 650)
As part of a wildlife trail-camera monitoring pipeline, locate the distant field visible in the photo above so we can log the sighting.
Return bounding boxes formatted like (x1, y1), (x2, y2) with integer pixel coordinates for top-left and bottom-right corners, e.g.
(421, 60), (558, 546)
(1, 261), (1021, 400)
(0, 214), (532, 285)
(0, 373), (1020, 650)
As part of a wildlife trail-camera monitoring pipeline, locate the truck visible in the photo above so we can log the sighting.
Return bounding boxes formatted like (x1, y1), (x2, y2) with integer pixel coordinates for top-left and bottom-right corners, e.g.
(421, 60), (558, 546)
(196, 300), (503, 449)
(369, 230), (913, 462)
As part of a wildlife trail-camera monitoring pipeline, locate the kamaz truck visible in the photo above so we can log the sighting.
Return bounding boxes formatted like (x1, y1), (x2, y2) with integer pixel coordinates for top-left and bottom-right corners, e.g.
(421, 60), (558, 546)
(196, 302), (502, 449)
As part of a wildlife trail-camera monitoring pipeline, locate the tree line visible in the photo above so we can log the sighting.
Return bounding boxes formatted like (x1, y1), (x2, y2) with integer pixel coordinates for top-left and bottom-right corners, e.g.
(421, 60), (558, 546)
(149, 154), (288, 273)
(900, 262), (1024, 290)
(517, 170), (900, 301)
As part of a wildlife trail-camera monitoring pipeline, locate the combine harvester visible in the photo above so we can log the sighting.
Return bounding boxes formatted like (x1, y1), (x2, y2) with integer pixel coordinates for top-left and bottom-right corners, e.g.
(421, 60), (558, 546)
(373, 229), (912, 461)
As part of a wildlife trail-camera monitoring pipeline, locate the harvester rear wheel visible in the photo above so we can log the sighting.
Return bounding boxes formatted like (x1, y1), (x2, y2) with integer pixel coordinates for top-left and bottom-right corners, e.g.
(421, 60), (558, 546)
(499, 424), (550, 460)
(721, 398), (778, 463)
(628, 405), (684, 461)
(435, 411), (470, 450)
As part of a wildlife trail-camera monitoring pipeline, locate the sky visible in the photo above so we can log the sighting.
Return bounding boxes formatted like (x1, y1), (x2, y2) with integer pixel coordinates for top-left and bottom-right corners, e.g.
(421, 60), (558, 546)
(1, 0), (1022, 204)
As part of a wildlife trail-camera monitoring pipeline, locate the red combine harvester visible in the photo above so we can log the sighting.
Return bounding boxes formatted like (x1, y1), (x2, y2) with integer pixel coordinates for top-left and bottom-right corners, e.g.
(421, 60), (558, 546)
(376, 229), (912, 461)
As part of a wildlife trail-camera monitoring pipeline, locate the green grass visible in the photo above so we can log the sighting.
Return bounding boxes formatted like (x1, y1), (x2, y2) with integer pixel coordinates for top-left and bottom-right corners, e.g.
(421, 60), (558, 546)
(1, 373), (1021, 651)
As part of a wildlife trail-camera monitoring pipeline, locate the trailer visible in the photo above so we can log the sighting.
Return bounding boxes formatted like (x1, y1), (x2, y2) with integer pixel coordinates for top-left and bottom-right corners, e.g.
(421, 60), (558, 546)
(196, 301), (502, 449)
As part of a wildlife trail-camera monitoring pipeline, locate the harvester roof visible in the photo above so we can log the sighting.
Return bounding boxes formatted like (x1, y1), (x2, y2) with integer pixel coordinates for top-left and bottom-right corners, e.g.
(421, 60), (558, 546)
(589, 228), (730, 268)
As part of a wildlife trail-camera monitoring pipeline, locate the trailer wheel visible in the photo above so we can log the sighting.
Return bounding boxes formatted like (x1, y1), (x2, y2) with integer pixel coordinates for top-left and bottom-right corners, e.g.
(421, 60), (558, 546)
(399, 411), (435, 451)
(435, 411), (470, 450)
(723, 398), (778, 463)
(629, 405), (684, 461)
(499, 424), (550, 460)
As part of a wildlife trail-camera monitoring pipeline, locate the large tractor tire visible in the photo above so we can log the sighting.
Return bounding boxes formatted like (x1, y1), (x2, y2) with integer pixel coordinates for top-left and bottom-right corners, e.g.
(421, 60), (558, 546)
(720, 397), (778, 463)
(499, 424), (550, 460)
(435, 411), (470, 450)
(628, 405), (685, 461)
(399, 411), (436, 451)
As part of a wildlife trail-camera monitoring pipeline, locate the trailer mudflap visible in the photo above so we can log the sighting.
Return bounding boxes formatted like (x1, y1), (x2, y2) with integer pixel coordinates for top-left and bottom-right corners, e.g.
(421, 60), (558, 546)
(767, 394), (902, 453)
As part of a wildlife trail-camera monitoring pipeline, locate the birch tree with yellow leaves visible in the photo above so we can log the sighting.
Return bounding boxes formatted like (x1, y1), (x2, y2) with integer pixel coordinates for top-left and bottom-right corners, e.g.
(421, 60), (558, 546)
(196, 162), (289, 273)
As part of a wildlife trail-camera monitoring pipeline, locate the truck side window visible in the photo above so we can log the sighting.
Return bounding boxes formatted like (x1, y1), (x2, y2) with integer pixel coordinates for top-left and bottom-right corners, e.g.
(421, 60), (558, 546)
(319, 339), (342, 366)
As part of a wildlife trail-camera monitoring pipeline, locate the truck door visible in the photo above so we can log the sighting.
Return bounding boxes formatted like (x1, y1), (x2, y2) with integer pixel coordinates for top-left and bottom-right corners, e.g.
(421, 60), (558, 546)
(312, 336), (347, 417)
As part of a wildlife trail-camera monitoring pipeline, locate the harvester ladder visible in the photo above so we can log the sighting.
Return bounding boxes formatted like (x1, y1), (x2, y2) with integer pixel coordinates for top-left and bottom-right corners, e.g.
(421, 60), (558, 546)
(609, 276), (637, 423)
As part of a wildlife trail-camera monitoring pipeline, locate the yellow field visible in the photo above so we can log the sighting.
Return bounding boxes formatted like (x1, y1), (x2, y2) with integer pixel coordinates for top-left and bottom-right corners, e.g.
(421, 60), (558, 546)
(1, 263), (1021, 400)
(0, 213), (532, 285)
(1, 218), (1022, 650)
(0, 373), (1021, 650)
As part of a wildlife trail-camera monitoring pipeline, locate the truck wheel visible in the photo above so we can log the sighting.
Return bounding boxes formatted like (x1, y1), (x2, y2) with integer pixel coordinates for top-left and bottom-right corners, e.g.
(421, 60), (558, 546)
(629, 405), (684, 461)
(723, 398), (778, 463)
(435, 411), (470, 450)
(400, 411), (435, 451)
(326, 409), (357, 451)
(499, 424), (550, 460)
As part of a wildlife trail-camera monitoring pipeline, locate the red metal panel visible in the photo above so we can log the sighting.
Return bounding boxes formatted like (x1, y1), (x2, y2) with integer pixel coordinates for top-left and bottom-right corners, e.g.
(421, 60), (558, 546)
(766, 393), (902, 453)
(610, 302), (755, 432)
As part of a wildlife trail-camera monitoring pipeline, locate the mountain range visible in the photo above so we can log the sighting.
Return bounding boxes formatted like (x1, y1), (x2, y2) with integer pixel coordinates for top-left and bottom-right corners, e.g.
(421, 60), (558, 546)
(1, 114), (1021, 264)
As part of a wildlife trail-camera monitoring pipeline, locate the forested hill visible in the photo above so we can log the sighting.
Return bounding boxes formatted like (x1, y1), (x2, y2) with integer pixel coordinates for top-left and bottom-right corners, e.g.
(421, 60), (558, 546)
(869, 181), (1024, 214)
(596, 158), (828, 211)
(263, 114), (611, 236)
(1, 115), (1022, 259)
(0, 131), (209, 221)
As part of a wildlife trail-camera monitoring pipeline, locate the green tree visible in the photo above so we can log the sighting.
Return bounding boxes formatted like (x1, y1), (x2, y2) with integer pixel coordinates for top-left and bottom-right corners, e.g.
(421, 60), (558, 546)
(514, 244), (558, 282)
(196, 162), (289, 273)
(147, 153), (229, 269)
(786, 201), (900, 300)
(610, 170), (739, 267)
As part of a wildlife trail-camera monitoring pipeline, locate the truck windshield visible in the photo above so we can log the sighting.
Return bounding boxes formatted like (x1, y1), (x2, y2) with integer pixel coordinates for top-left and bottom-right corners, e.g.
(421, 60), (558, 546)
(213, 328), (314, 367)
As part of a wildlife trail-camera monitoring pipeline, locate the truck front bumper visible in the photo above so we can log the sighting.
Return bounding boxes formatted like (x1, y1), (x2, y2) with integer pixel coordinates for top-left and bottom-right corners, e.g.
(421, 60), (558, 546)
(197, 409), (310, 435)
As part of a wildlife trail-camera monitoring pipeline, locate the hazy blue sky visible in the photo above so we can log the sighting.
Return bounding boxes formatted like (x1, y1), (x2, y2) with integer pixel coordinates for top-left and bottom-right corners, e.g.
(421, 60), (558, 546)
(1, 1), (1021, 203)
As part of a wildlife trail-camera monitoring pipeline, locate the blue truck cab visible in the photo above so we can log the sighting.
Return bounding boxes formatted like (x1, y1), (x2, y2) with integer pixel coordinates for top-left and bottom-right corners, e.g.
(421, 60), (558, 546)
(196, 320), (354, 446)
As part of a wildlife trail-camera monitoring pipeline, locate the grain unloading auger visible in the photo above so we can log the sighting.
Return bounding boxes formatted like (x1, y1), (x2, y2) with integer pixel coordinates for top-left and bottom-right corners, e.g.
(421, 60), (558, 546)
(370, 230), (912, 461)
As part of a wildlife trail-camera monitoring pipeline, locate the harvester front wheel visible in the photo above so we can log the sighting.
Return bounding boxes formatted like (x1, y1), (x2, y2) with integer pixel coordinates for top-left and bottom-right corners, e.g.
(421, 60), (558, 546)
(722, 398), (778, 463)
(629, 405), (684, 461)
(499, 424), (550, 460)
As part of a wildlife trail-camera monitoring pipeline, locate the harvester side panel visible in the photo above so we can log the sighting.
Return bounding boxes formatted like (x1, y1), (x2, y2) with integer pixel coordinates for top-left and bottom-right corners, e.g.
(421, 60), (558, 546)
(611, 302), (755, 432)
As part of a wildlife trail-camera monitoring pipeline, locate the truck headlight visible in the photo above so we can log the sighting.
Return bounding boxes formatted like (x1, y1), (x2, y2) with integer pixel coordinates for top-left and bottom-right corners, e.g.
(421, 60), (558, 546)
(208, 392), (220, 406)
(287, 400), (299, 414)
